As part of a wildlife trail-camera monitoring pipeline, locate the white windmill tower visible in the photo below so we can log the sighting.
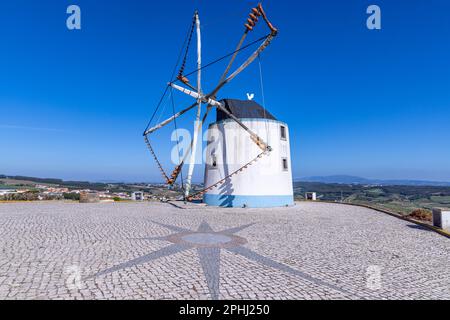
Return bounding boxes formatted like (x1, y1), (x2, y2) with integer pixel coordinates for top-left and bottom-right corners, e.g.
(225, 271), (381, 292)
(203, 99), (293, 207)
(143, 4), (294, 208)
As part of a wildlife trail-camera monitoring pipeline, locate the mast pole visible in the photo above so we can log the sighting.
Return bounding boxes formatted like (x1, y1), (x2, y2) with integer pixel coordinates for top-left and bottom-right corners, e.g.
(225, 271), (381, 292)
(185, 11), (202, 198)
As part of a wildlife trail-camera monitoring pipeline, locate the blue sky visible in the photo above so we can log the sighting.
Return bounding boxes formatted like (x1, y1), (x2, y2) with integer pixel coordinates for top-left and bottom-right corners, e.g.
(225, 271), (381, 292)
(0, 0), (449, 182)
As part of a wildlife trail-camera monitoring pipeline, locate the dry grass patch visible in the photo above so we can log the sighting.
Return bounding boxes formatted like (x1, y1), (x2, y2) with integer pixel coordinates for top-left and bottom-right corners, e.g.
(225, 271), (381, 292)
(408, 208), (432, 222)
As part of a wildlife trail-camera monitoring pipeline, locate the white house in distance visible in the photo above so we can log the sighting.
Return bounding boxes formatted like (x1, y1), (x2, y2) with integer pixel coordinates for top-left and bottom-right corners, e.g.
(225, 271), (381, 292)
(132, 192), (144, 201)
(203, 99), (294, 208)
(0, 189), (17, 196)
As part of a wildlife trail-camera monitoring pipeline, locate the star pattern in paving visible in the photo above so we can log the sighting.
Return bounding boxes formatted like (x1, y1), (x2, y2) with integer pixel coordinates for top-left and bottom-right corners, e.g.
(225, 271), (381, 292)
(89, 221), (352, 299)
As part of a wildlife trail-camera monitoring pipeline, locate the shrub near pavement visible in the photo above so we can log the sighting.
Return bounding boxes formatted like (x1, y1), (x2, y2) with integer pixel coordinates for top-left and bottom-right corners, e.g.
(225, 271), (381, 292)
(0, 191), (39, 201)
(63, 193), (80, 201)
(408, 208), (432, 222)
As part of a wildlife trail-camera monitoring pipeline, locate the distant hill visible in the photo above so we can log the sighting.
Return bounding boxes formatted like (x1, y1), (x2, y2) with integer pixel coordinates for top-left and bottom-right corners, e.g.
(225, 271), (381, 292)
(298, 175), (450, 187)
(0, 174), (108, 190)
(0, 174), (64, 185)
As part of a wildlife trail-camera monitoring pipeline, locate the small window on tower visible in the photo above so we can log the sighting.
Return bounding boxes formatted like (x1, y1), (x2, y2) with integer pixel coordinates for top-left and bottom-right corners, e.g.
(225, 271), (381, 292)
(280, 125), (287, 140)
(282, 158), (289, 171)
(212, 154), (218, 168)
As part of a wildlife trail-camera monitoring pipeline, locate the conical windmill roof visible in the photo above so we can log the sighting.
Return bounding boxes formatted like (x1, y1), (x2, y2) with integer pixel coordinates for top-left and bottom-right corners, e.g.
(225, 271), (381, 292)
(216, 99), (277, 122)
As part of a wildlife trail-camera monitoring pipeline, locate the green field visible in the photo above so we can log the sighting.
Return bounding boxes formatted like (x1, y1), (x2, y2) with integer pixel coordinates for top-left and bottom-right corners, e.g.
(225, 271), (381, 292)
(294, 182), (450, 216)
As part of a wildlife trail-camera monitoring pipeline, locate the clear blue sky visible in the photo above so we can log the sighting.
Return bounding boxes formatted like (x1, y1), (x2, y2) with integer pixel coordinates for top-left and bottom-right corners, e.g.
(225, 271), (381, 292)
(0, 0), (449, 182)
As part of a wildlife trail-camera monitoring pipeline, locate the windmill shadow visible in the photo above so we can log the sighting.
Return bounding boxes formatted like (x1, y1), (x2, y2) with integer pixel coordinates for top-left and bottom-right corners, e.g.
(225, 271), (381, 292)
(217, 124), (235, 207)
(406, 224), (433, 232)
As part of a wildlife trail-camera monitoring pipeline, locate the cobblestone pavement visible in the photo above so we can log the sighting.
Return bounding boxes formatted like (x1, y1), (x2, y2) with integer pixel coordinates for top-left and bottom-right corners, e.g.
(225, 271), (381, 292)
(0, 201), (449, 300)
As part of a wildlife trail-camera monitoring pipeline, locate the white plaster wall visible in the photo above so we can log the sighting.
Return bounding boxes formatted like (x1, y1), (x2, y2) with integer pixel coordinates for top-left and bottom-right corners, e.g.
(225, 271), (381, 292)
(204, 119), (293, 197)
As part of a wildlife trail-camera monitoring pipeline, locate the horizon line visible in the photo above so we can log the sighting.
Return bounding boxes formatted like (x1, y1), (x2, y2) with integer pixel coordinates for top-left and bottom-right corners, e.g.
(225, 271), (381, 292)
(2, 173), (450, 187)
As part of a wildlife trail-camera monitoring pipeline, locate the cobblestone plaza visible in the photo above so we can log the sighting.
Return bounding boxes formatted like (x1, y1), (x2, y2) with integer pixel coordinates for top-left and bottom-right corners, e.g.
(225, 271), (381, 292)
(0, 202), (449, 300)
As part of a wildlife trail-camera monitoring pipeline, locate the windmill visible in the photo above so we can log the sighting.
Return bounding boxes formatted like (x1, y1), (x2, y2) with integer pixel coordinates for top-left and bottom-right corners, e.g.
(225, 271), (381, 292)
(143, 4), (293, 207)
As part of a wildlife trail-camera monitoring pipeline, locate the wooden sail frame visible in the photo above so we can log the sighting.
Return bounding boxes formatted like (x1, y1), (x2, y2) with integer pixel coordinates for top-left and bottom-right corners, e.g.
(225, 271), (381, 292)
(143, 3), (278, 198)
